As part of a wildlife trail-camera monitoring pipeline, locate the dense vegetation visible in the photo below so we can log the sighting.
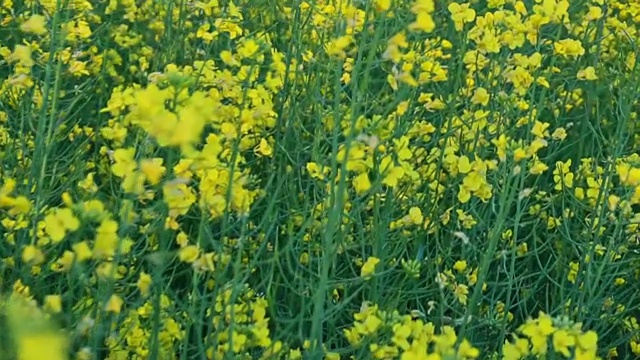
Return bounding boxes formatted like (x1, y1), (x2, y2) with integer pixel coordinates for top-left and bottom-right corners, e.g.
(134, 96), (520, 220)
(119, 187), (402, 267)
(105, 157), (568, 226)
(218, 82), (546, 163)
(1, 0), (640, 359)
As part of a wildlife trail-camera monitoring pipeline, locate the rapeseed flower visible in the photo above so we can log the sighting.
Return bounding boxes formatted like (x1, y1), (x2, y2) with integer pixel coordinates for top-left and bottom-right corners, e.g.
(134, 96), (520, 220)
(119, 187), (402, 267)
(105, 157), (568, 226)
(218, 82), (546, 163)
(44, 208), (80, 242)
(20, 15), (47, 35)
(361, 257), (380, 280)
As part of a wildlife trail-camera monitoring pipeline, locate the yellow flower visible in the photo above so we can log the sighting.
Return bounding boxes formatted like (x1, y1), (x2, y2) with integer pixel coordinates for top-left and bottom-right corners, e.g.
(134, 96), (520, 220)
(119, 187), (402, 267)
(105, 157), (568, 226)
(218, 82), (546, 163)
(140, 158), (166, 185)
(169, 104), (207, 148)
(411, 0), (435, 13)
(44, 295), (63, 314)
(237, 39), (260, 59)
(11, 45), (34, 67)
(458, 156), (472, 174)
(20, 14), (48, 35)
(514, 1), (527, 14)
(453, 260), (467, 273)
(68, 60), (90, 77)
(531, 121), (550, 138)
(22, 245), (44, 264)
(17, 332), (68, 360)
(575, 348), (598, 360)
(179, 245), (200, 263)
(585, 6), (603, 21)
(325, 35), (352, 58)
(520, 313), (555, 354)
(471, 87), (489, 106)
(552, 329), (575, 357)
(536, 314), (555, 336)
(111, 148), (137, 177)
(530, 160), (548, 175)
(448, 2), (476, 31)
(577, 66), (597, 81)
(44, 208), (80, 242)
(255, 138), (273, 157)
(0, 180), (17, 204)
(105, 294), (124, 314)
(6, 297), (68, 360)
(392, 324), (412, 349)
(551, 127), (567, 141)
(553, 160), (573, 190)
(553, 39), (585, 58)
(407, 207), (423, 225)
(307, 162), (329, 180)
(220, 121), (238, 138)
(460, 173), (481, 196)
(458, 185), (472, 204)
(380, 156), (405, 187)
(72, 241), (93, 262)
(457, 338), (480, 358)
(355, 313), (383, 335)
(361, 257), (380, 280)
(353, 172), (372, 194)
(502, 337), (529, 360)
(409, 12), (436, 33)
(93, 219), (119, 259)
(54, 251), (75, 272)
(230, 331), (248, 353)
(137, 272), (152, 297)
(513, 148), (527, 162)
(454, 283), (469, 304)
(325, 352), (340, 360)
(576, 331), (598, 351)
(374, 0), (391, 12)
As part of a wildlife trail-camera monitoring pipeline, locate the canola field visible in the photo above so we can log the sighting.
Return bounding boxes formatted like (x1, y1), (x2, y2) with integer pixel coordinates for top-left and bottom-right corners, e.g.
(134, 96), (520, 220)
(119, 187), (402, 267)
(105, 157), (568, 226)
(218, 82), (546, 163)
(1, 0), (640, 359)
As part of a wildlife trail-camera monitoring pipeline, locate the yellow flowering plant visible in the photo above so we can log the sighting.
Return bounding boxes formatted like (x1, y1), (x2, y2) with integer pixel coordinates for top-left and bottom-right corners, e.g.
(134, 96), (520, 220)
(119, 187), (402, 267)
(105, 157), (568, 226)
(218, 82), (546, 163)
(1, 0), (640, 359)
